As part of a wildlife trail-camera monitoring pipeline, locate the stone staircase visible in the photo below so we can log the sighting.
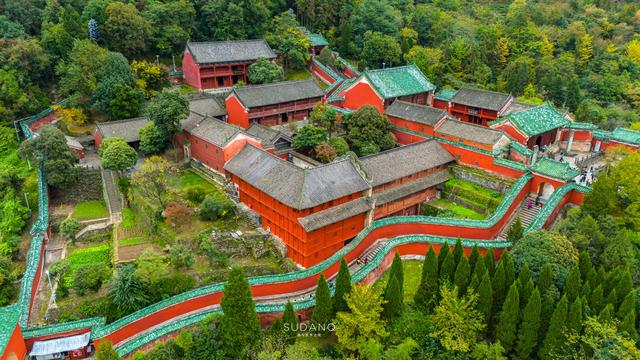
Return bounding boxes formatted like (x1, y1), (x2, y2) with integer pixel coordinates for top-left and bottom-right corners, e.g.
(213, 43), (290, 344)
(102, 169), (122, 222)
(496, 198), (542, 240)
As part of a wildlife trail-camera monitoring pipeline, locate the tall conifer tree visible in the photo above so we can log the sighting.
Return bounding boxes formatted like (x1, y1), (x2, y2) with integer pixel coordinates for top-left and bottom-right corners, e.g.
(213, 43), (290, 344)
(564, 266), (581, 302)
(440, 251), (456, 282)
(415, 246), (438, 313)
(469, 244), (480, 273)
(496, 281), (520, 353)
(538, 294), (555, 344)
(333, 258), (352, 315)
(282, 301), (298, 344)
(621, 312), (638, 339)
(538, 262), (554, 295)
(578, 251), (592, 280)
(599, 303), (613, 322)
(516, 288), (541, 359)
(438, 243), (450, 269)
(485, 249), (496, 276)
(502, 253), (515, 289)
(567, 297), (583, 335)
(539, 295), (568, 359)
(312, 274), (333, 334)
(492, 261), (506, 313)
(617, 291), (636, 321)
(452, 238), (463, 266)
(591, 284), (605, 314)
(383, 274), (403, 320)
(389, 252), (404, 296)
(454, 255), (470, 294)
(615, 271), (633, 305)
(478, 271), (493, 330)
(220, 267), (261, 356)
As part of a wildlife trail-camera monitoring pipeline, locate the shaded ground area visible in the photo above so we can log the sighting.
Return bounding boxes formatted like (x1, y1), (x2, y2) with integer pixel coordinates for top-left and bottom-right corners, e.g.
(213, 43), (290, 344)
(50, 169), (103, 205)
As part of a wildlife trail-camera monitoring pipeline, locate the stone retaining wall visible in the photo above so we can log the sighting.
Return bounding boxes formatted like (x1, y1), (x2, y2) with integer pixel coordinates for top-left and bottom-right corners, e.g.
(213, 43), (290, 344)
(450, 165), (511, 193)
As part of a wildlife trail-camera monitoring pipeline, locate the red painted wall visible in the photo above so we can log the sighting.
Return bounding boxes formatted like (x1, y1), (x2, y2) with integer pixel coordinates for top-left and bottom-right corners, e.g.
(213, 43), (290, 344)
(388, 115), (437, 137)
(226, 95), (250, 129)
(493, 123), (528, 145)
(342, 81), (384, 112)
(433, 99), (450, 112)
(1, 325), (27, 360)
(392, 129), (428, 145)
(310, 61), (338, 85)
(181, 51), (201, 90)
(28, 111), (61, 133)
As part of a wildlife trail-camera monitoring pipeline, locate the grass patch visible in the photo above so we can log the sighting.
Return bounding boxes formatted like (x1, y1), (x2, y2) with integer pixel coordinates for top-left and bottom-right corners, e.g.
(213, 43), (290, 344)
(178, 170), (226, 201)
(64, 244), (111, 285)
(373, 260), (423, 304)
(119, 237), (148, 247)
(121, 208), (138, 230)
(429, 198), (486, 220)
(285, 69), (312, 80)
(72, 200), (109, 220)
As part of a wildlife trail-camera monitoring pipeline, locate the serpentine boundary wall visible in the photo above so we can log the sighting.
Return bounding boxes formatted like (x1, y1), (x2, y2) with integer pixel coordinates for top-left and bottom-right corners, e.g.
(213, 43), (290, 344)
(1, 113), (590, 360)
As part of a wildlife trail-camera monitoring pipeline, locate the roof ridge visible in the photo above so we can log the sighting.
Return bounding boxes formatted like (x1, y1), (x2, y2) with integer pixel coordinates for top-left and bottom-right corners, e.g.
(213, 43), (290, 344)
(458, 87), (512, 97)
(359, 139), (435, 160)
(235, 78), (316, 91)
(188, 39), (269, 46)
(96, 117), (148, 127)
(439, 118), (503, 133)
(365, 64), (416, 74)
(390, 100), (447, 113)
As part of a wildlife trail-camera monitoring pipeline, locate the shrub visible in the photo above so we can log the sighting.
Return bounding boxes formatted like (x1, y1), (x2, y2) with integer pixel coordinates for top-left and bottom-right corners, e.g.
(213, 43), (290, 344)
(328, 137), (349, 156)
(60, 217), (81, 243)
(170, 244), (194, 269)
(314, 143), (336, 163)
(164, 201), (193, 227)
(73, 263), (111, 295)
(511, 231), (578, 287)
(199, 196), (235, 221)
(183, 185), (207, 204)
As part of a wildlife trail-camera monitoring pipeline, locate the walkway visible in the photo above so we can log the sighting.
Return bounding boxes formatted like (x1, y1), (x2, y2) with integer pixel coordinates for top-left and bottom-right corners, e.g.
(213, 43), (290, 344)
(496, 197), (542, 240)
(102, 170), (122, 222)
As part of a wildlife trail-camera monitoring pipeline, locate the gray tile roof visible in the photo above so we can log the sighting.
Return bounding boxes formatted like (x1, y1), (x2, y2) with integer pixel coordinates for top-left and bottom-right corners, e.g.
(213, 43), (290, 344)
(188, 117), (244, 147)
(186, 39), (276, 65)
(245, 123), (284, 143)
(180, 112), (206, 132)
(225, 144), (370, 210)
(298, 197), (372, 232)
(436, 119), (506, 146)
(231, 79), (324, 108)
(189, 96), (227, 118)
(96, 117), (149, 143)
(373, 170), (449, 205)
(385, 100), (447, 126)
(450, 88), (513, 111)
(360, 140), (454, 187)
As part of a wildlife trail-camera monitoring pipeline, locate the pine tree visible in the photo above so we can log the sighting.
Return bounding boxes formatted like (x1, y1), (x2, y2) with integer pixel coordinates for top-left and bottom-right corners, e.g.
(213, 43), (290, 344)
(440, 251), (456, 282)
(520, 278), (535, 308)
(599, 303), (613, 322)
(478, 271), (493, 330)
(383, 273), (403, 320)
(438, 243), (450, 269)
(617, 291), (636, 321)
(539, 295), (568, 359)
(502, 253), (515, 289)
(539, 294), (555, 343)
(586, 267), (597, 288)
(605, 289), (617, 308)
(506, 216), (524, 242)
(469, 273), (480, 293)
(538, 263), (554, 296)
(615, 270), (632, 305)
(281, 301), (298, 344)
(472, 256), (487, 284)
(620, 312), (638, 339)
(333, 258), (352, 315)
(312, 274), (333, 334)
(581, 281), (591, 304)
(220, 267), (261, 356)
(578, 33), (593, 66)
(516, 288), (541, 359)
(496, 281), (520, 353)
(452, 238), (463, 266)
(485, 249), (496, 276)
(564, 266), (581, 302)
(578, 251), (592, 281)
(518, 263), (531, 288)
(414, 246), (438, 313)
(596, 266), (606, 286)
(591, 284), (605, 314)
(567, 297), (583, 335)
(454, 255), (470, 294)
(469, 244), (480, 274)
(492, 261), (506, 313)
(389, 252), (404, 296)
(496, 36), (510, 65)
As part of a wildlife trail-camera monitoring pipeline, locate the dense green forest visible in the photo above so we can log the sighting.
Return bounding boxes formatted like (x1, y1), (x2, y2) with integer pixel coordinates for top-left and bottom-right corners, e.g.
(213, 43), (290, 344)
(1, 0), (640, 129)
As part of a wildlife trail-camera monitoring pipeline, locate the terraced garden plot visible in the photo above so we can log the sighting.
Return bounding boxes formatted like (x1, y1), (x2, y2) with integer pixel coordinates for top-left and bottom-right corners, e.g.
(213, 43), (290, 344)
(72, 200), (109, 220)
(63, 244), (112, 285)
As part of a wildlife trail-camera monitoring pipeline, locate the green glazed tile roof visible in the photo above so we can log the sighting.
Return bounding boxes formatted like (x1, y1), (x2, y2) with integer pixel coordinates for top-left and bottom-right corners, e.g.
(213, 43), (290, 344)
(364, 64), (435, 99)
(23, 318), (105, 339)
(593, 129), (610, 139)
(510, 141), (533, 156)
(434, 89), (458, 101)
(502, 103), (569, 137)
(565, 121), (597, 130)
(307, 33), (328, 47)
(610, 127), (640, 145)
(529, 158), (580, 181)
(311, 55), (342, 82)
(494, 157), (528, 171)
(0, 304), (20, 355)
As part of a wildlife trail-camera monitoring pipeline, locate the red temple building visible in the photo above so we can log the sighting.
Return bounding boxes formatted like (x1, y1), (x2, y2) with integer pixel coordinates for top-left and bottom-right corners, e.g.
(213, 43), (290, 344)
(182, 39), (276, 90)
(224, 140), (452, 267)
(447, 88), (515, 126)
(490, 103), (569, 149)
(225, 79), (324, 129)
(334, 65), (435, 112)
(385, 100), (448, 139)
(435, 118), (511, 154)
